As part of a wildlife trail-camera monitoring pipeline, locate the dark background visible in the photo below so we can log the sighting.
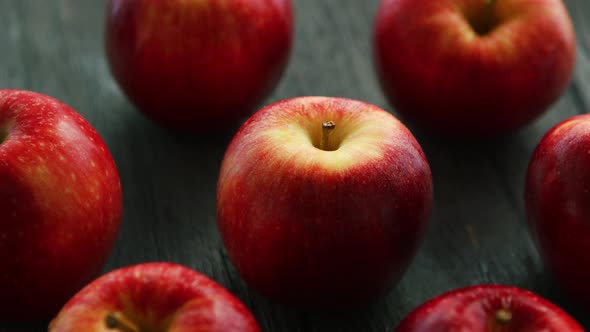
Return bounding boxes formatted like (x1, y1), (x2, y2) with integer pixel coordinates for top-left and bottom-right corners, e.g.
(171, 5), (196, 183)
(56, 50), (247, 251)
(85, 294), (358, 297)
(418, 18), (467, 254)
(1, 0), (589, 331)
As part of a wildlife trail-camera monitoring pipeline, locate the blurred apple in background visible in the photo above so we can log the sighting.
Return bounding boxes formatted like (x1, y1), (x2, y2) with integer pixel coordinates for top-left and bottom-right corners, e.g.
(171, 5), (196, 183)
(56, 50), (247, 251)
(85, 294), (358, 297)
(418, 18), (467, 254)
(526, 114), (590, 311)
(0, 90), (122, 321)
(217, 97), (433, 307)
(373, 0), (576, 137)
(395, 285), (584, 331)
(49, 263), (261, 332)
(105, 0), (293, 133)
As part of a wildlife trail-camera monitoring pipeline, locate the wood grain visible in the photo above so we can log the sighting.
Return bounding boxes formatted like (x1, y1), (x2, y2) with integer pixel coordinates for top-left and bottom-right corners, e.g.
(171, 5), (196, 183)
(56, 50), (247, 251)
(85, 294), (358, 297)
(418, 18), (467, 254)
(0, 0), (589, 331)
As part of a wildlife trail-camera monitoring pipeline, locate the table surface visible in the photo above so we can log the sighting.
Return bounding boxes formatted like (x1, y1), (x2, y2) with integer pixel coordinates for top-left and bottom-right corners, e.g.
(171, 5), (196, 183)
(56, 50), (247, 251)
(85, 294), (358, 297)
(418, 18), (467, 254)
(1, 0), (590, 331)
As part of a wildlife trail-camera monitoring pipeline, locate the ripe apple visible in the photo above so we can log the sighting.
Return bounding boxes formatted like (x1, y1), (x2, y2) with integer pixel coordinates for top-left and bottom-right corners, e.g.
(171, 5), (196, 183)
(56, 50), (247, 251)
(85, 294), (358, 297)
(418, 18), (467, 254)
(395, 285), (584, 331)
(216, 97), (433, 307)
(525, 114), (590, 310)
(105, 0), (293, 132)
(49, 263), (261, 332)
(373, 0), (576, 136)
(0, 90), (122, 321)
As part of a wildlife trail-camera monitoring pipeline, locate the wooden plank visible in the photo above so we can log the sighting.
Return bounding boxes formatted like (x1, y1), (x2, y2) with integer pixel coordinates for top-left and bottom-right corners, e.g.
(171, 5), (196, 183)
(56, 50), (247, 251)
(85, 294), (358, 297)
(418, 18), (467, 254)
(0, 2), (31, 89)
(566, 0), (590, 113)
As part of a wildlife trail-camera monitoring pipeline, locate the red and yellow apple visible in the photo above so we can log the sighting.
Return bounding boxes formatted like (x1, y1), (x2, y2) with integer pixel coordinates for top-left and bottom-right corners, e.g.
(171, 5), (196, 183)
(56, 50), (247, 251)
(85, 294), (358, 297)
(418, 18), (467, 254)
(526, 114), (590, 310)
(49, 263), (261, 332)
(395, 285), (583, 331)
(0, 90), (122, 321)
(105, 0), (293, 132)
(216, 97), (433, 307)
(373, 0), (576, 136)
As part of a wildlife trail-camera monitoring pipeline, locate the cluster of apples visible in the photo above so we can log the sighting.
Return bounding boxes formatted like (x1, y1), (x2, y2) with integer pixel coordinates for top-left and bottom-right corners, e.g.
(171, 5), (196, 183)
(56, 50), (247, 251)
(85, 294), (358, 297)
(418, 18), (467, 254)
(0, 0), (587, 331)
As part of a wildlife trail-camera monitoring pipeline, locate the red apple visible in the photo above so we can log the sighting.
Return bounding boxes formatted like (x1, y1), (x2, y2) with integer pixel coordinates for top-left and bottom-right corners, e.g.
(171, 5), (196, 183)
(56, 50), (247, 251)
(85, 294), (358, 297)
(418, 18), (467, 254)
(395, 285), (584, 331)
(49, 263), (261, 332)
(526, 114), (590, 310)
(216, 97), (433, 307)
(0, 90), (122, 321)
(373, 0), (576, 136)
(105, 0), (293, 132)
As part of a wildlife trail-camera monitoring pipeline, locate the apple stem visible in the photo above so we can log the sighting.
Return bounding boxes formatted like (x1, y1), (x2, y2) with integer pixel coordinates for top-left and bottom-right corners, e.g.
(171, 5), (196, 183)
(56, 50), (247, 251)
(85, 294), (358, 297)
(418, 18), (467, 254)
(0, 122), (12, 144)
(320, 121), (336, 151)
(105, 312), (140, 332)
(495, 308), (512, 325)
(485, 0), (497, 22)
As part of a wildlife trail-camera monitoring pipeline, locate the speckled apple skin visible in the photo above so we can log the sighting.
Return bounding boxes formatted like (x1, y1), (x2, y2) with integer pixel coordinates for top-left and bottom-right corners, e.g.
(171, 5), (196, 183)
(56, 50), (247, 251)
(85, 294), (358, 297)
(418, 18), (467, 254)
(374, 0), (576, 137)
(395, 285), (583, 331)
(0, 90), (122, 321)
(217, 97), (433, 307)
(49, 263), (261, 332)
(105, 0), (293, 132)
(526, 114), (590, 310)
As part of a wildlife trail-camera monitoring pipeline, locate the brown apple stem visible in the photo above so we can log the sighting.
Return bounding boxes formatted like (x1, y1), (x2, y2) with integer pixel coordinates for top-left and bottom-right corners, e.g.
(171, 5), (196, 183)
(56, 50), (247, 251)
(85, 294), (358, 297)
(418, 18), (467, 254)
(495, 308), (512, 325)
(105, 312), (140, 332)
(485, 0), (497, 20)
(320, 121), (336, 151)
(0, 128), (7, 144)
(0, 120), (14, 144)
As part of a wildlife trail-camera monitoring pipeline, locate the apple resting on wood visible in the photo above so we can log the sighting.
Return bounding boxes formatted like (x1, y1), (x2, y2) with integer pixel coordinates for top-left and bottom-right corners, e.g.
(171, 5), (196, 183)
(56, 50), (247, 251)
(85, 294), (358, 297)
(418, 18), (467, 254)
(396, 285), (584, 332)
(217, 97), (433, 307)
(526, 114), (590, 310)
(105, 0), (293, 132)
(0, 90), (122, 321)
(49, 263), (261, 332)
(373, 0), (576, 136)
(395, 285), (584, 332)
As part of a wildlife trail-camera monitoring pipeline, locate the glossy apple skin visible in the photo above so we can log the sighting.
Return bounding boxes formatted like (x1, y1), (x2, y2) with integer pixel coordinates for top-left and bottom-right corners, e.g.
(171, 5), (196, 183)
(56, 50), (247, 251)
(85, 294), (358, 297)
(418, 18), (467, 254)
(525, 114), (590, 310)
(106, 0), (293, 132)
(396, 285), (584, 331)
(374, 0), (576, 137)
(217, 97), (433, 307)
(0, 90), (122, 321)
(49, 263), (261, 332)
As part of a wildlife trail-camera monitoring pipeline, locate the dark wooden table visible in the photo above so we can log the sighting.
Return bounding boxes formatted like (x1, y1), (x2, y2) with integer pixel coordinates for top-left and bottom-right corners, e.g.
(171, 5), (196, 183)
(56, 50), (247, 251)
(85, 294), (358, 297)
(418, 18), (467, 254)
(1, 1), (589, 331)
